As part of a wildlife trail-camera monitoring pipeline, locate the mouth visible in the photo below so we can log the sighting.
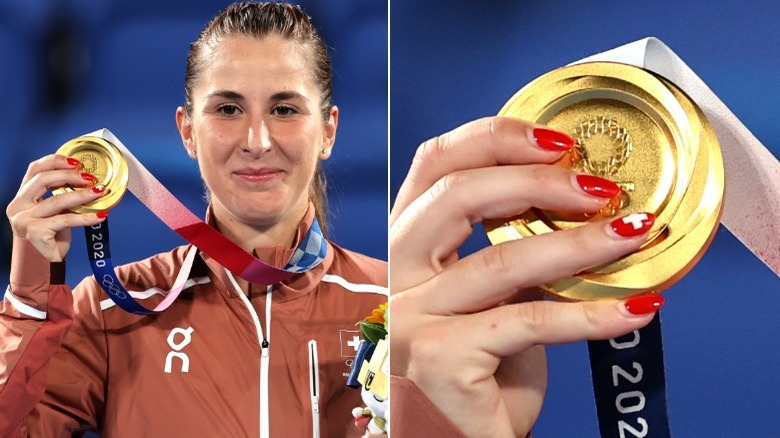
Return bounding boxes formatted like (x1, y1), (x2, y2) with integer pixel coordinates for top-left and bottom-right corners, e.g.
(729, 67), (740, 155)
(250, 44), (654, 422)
(233, 167), (284, 183)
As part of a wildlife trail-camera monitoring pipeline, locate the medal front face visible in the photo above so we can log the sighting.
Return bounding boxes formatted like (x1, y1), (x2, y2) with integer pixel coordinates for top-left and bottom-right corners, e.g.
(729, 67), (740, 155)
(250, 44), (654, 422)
(53, 136), (129, 213)
(485, 62), (724, 300)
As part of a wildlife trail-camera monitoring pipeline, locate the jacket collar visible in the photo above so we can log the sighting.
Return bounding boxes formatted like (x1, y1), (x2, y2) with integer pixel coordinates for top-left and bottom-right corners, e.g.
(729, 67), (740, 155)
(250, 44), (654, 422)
(197, 203), (334, 303)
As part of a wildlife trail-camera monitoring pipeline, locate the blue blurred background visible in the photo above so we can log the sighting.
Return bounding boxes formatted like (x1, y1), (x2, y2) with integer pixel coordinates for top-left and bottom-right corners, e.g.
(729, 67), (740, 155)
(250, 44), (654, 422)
(391, 0), (780, 436)
(0, 0), (388, 288)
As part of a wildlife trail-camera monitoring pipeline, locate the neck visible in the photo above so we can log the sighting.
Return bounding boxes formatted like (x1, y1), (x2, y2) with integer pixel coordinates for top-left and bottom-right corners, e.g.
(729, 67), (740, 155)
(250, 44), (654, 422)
(211, 202), (308, 254)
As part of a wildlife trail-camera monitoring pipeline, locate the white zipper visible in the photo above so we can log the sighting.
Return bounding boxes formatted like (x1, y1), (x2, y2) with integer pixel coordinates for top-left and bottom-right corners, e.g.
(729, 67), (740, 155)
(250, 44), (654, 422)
(227, 271), (272, 438)
(261, 285), (272, 438)
(308, 339), (321, 438)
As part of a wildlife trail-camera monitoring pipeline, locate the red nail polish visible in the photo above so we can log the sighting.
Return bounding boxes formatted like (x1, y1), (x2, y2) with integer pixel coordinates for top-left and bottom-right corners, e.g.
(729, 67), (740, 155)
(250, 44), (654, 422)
(624, 294), (665, 315)
(609, 213), (655, 237)
(91, 184), (106, 194)
(576, 174), (621, 198)
(533, 128), (574, 151)
(81, 173), (95, 182)
(96, 211), (109, 219)
(67, 157), (80, 166)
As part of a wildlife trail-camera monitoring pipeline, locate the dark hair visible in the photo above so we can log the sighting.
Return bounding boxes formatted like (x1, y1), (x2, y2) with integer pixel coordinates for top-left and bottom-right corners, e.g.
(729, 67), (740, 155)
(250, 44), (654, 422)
(185, 1), (332, 234)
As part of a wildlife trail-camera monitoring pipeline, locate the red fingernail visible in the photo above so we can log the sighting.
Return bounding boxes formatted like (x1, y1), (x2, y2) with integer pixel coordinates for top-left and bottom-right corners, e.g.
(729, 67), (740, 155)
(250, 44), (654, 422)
(533, 128), (574, 151)
(81, 173), (95, 182)
(91, 184), (106, 194)
(96, 211), (109, 219)
(576, 174), (621, 198)
(624, 294), (665, 315)
(609, 212), (655, 238)
(67, 157), (80, 166)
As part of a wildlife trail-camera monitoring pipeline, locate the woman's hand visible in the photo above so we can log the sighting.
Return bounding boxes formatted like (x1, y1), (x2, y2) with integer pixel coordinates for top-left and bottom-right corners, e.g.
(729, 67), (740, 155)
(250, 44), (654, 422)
(6, 154), (108, 262)
(389, 117), (662, 437)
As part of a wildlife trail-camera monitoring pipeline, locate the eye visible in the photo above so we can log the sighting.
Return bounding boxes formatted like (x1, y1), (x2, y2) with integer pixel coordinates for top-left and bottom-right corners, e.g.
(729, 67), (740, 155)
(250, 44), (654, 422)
(217, 104), (242, 116)
(271, 105), (298, 117)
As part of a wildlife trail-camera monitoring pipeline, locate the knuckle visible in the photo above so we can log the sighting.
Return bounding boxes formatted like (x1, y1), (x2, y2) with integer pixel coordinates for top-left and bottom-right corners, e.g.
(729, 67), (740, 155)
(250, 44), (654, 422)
(413, 133), (450, 169)
(581, 303), (603, 330)
(26, 156), (49, 178)
(515, 302), (551, 335)
(527, 164), (557, 188)
(28, 172), (45, 189)
(436, 170), (461, 195)
(5, 202), (16, 218)
(479, 242), (516, 281)
(26, 159), (40, 175)
(485, 116), (521, 144)
(486, 116), (507, 139)
(568, 229), (590, 252)
(411, 139), (433, 171)
(563, 228), (597, 269)
(424, 171), (476, 223)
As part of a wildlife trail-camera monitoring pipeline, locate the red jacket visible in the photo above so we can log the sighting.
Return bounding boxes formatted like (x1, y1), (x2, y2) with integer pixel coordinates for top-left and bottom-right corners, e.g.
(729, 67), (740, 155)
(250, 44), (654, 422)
(0, 208), (387, 437)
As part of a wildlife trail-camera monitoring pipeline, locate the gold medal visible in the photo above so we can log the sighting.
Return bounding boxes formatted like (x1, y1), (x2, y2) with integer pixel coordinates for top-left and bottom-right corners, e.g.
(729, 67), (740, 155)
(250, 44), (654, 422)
(53, 136), (129, 213)
(484, 62), (724, 300)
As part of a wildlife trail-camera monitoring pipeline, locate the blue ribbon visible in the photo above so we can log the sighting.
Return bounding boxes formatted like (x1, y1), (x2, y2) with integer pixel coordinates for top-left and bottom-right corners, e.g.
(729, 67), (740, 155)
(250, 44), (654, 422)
(85, 220), (157, 315)
(588, 312), (671, 438)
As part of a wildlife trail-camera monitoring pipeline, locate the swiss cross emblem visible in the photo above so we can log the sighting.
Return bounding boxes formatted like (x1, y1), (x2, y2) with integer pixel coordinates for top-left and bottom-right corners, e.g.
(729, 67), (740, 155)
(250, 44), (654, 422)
(339, 329), (362, 358)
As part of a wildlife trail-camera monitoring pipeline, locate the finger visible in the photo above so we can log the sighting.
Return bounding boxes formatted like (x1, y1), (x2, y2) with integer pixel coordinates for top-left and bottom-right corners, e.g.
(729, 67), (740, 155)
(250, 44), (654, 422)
(25, 211), (108, 239)
(29, 184), (107, 218)
(13, 169), (96, 209)
(391, 165), (618, 288)
(20, 154), (81, 186)
(391, 117), (573, 225)
(463, 297), (662, 358)
(409, 212), (656, 314)
(354, 416), (370, 434)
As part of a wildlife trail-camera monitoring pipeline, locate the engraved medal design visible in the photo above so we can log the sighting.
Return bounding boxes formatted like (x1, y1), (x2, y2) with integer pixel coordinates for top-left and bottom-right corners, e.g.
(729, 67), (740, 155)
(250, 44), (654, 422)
(570, 115), (635, 216)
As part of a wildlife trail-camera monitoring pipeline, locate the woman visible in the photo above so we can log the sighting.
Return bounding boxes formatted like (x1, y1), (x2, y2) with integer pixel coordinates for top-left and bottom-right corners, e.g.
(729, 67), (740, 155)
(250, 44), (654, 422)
(388, 119), (663, 437)
(0, 3), (386, 437)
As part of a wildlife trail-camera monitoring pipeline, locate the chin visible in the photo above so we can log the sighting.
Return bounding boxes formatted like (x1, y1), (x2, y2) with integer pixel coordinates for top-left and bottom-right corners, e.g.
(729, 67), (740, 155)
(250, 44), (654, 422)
(235, 206), (286, 226)
(217, 190), (306, 226)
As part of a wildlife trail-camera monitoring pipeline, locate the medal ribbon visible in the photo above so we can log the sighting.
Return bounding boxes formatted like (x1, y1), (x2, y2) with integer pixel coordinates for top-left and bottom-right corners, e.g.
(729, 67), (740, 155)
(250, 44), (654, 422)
(82, 128), (327, 314)
(588, 313), (671, 438)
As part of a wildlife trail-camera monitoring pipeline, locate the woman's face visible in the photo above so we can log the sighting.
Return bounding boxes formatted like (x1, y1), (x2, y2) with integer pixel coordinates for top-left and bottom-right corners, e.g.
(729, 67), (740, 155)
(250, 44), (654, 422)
(177, 35), (337, 230)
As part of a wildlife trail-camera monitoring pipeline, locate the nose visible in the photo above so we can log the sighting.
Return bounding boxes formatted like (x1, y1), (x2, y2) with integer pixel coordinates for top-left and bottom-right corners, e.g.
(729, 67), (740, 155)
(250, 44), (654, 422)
(245, 116), (272, 156)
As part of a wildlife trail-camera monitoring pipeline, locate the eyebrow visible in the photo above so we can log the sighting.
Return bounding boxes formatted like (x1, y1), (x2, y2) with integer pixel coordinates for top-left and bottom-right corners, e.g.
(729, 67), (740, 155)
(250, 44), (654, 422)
(270, 90), (310, 104)
(205, 90), (310, 104)
(206, 90), (244, 100)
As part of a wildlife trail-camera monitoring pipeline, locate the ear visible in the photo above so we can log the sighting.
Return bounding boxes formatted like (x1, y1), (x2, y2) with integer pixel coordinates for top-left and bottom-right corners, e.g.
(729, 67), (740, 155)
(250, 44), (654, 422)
(319, 105), (338, 160)
(176, 106), (197, 160)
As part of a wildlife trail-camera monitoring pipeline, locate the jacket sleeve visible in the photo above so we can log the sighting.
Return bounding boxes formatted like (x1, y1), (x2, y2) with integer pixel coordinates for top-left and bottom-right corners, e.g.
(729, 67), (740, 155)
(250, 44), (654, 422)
(389, 375), (467, 438)
(0, 237), (107, 436)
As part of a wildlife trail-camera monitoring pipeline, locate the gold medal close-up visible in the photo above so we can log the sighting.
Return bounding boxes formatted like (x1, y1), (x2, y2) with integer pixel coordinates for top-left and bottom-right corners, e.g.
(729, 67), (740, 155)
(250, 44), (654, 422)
(485, 62), (725, 301)
(53, 136), (129, 213)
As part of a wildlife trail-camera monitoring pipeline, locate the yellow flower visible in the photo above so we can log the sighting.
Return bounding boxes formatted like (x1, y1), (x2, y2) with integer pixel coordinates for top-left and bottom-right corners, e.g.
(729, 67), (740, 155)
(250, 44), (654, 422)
(364, 302), (387, 324)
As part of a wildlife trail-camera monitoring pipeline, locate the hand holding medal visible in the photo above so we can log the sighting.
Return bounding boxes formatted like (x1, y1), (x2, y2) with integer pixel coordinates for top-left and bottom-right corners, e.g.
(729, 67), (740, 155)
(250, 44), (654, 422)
(390, 59), (724, 437)
(6, 152), (112, 264)
(389, 115), (665, 436)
